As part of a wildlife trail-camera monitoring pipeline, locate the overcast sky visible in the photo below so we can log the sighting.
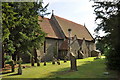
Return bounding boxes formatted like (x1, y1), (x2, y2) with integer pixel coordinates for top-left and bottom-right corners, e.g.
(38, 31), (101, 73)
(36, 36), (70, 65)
(43, 0), (103, 38)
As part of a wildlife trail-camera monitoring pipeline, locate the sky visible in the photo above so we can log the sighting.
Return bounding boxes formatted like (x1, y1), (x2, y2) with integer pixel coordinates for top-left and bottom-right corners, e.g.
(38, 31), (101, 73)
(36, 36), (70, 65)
(43, 0), (103, 38)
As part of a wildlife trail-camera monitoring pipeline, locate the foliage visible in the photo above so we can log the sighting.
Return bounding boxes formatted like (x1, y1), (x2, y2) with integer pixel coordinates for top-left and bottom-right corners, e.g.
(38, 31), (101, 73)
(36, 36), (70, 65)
(37, 3), (50, 17)
(4, 54), (11, 61)
(92, 1), (120, 71)
(95, 38), (105, 54)
(5, 60), (14, 64)
(2, 3), (16, 54)
(2, 2), (47, 59)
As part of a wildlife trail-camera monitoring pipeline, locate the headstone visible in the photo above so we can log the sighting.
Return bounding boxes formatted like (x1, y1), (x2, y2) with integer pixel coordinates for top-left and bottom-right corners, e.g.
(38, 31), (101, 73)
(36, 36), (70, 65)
(52, 57), (56, 64)
(22, 66), (26, 68)
(103, 72), (109, 75)
(36, 58), (40, 66)
(44, 61), (46, 66)
(70, 52), (77, 71)
(64, 56), (67, 63)
(18, 58), (22, 75)
(52, 61), (55, 64)
(57, 59), (60, 65)
(37, 62), (40, 66)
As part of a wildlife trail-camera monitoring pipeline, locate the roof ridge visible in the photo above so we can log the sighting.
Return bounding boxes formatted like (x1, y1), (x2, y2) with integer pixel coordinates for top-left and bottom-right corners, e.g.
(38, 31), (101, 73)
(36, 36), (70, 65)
(84, 25), (94, 41)
(54, 15), (84, 27)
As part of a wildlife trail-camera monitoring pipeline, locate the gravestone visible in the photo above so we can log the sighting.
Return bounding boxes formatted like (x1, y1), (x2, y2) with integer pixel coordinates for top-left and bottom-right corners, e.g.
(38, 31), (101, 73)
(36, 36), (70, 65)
(36, 58), (40, 66)
(64, 56), (67, 63)
(52, 57), (56, 65)
(57, 59), (60, 65)
(70, 52), (77, 71)
(44, 61), (46, 66)
(18, 58), (22, 75)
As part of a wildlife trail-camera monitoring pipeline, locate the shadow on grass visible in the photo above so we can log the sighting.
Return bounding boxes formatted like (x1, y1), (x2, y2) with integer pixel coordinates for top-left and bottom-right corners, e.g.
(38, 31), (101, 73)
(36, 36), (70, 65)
(6, 73), (19, 76)
(1, 72), (20, 77)
(1, 58), (118, 80)
(1, 71), (13, 74)
(47, 58), (117, 79)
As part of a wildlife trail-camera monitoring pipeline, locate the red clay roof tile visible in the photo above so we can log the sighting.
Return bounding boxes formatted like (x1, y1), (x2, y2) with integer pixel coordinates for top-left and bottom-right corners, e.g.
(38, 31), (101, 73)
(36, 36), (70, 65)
(38, 16), (61, 39)
(38, 15), (94, 41)
(54, 15), (94, 41)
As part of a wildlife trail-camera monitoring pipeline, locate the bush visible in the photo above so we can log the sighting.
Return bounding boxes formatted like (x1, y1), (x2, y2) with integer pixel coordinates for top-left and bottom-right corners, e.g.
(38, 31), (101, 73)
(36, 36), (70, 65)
(5, 60), (14, 65)
(106, 49), (120, 72)
(4, 55), (11, 61)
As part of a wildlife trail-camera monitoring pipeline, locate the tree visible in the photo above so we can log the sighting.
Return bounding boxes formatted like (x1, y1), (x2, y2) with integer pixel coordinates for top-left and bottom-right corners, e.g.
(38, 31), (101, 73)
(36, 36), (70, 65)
(95, 37), (106, 54)
(2, 2), (48, 68)
(92, 0), (120, 76)
(2, 2), (16, 68)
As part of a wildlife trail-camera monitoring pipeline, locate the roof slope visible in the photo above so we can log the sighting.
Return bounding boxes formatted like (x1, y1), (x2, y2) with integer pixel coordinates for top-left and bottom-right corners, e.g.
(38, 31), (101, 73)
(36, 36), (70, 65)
(38, 16), (61, 39)
(54, 15), (94, 41)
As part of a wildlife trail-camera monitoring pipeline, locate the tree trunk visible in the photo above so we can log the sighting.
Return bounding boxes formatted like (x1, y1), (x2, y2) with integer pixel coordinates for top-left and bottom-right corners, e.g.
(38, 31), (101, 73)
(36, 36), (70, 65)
(17, 52), (20, 61)
(10, 60), (15, 72)
(2, 48), (5, 68)
(12, 53), (17, 62)
(31, 56), (35, 66)
(2, 51), (4, 68)
(11, 64), (15, 72)
(118, 72), (120, 80)
(34, 48), (37, 63)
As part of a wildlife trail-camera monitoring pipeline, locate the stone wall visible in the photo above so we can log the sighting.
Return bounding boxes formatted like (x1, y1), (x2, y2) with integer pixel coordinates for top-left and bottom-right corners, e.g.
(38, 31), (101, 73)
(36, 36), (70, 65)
(21, 38), (95, 63)
(37, 38), (63, 61)
(87, 42), (96, 57)
(81, 39), (89, 58)
(71, 39), (80, 58)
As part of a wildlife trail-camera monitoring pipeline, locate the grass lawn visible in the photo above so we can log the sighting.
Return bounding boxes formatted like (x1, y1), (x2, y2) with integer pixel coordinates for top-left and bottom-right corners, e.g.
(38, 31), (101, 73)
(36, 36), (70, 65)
(1, 57), (118, 79)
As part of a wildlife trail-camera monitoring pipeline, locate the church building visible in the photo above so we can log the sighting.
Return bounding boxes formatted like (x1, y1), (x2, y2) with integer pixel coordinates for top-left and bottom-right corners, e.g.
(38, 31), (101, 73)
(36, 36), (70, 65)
(34, 13), (96, 61)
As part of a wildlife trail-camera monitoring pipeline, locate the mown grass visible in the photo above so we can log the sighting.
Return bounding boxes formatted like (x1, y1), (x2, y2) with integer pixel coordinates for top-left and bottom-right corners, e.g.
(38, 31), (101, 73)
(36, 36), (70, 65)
(1, 56), (117, 79)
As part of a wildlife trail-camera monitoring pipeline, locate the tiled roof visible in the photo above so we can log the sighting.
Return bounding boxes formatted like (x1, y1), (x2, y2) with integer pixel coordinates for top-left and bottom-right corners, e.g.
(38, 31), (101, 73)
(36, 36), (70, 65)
(54, 15), (94, 41)
(38, 16), (61, 39)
